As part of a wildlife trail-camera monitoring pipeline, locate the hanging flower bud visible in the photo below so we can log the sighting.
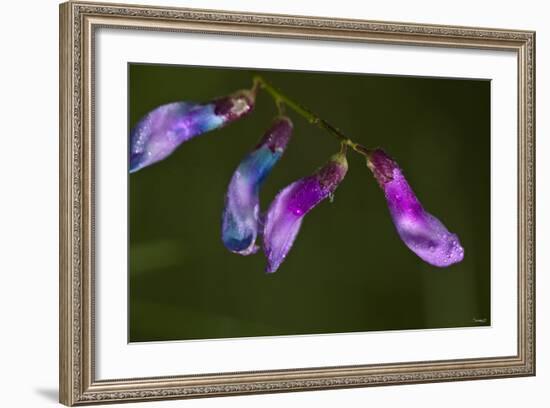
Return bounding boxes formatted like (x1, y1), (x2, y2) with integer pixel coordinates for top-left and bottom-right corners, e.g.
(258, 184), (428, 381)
(222, 117), (293, 255)
(263, 152), (348, 273)
(129, 89), (255, 173)
(366, 148), (464, 267)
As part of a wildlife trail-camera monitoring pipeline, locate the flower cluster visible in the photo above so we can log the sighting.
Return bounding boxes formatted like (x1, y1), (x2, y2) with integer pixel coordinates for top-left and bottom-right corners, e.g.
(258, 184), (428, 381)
(130, 79), (464, 272)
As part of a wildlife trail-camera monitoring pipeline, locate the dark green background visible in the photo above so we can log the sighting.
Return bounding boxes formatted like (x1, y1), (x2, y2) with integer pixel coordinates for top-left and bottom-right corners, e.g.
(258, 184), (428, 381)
(129, 63), (491, 342)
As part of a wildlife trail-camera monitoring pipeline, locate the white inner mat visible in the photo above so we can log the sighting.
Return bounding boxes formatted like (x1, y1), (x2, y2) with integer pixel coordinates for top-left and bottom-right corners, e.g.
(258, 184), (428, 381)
(95, 28), (518, 380)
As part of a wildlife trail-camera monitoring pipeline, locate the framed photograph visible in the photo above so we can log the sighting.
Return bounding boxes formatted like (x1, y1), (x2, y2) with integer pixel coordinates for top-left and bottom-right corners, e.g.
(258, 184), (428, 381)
(59, 1), (536, 405)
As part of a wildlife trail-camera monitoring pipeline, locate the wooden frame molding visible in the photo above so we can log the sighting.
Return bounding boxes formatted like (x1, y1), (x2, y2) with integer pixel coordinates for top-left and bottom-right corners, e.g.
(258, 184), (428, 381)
(59, 1), (535, 405)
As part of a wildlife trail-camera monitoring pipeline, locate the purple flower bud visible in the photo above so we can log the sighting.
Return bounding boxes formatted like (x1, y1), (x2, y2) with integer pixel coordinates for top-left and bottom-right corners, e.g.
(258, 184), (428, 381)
(129, 89), (255, 173)
(367, 149), (464, 267)
(263, 152), (348, 273)
(222, 117), (293, 255)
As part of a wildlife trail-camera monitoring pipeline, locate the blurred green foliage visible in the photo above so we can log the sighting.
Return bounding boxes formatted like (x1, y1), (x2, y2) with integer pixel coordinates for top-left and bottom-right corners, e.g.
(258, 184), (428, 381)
(129, 63), (490, 342)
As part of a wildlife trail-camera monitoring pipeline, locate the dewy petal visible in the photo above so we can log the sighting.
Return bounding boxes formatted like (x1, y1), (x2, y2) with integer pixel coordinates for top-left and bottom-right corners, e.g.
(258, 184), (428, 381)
(263, 152), (348, 273)
(129, 89), (255, 173)
(222, 117), (293, 255)
(367, 149), (464, 267)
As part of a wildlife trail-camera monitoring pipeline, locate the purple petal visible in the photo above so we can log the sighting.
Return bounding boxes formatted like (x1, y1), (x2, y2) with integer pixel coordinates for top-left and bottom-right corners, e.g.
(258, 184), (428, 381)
(130, 90), (255, 173)
(222, 117), (293, 255)
(263, 153), (348, 273)
(367, 149), (464, 267)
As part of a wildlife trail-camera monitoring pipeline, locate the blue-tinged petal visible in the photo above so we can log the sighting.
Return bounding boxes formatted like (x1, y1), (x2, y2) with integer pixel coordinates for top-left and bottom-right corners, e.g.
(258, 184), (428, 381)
(130, 90), (255, 173)
(222, 117), (293, 255)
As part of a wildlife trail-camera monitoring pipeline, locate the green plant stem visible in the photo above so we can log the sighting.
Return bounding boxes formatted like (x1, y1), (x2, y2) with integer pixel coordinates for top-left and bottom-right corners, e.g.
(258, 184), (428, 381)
(253, 75), (372, 159)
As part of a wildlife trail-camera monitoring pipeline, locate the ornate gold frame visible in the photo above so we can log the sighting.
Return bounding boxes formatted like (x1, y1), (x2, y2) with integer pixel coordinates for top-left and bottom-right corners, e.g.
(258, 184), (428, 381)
(59, 1), (535, 405)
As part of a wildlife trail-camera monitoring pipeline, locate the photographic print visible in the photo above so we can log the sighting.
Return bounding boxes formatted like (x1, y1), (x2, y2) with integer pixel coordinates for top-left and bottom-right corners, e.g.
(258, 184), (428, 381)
(128, 64), (490, 343)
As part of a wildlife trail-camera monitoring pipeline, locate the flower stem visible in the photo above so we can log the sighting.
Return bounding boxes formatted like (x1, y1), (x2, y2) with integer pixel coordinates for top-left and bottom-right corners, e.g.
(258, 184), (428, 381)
(253, 75), (371, 159)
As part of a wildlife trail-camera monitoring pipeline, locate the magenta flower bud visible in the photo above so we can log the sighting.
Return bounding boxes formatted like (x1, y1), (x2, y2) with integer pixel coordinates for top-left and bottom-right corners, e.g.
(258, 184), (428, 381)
(129, 89), (255, 173)
(222, 117), (293, 255)
(367, 149), (464, 267)
(263, 152), (348, 273)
